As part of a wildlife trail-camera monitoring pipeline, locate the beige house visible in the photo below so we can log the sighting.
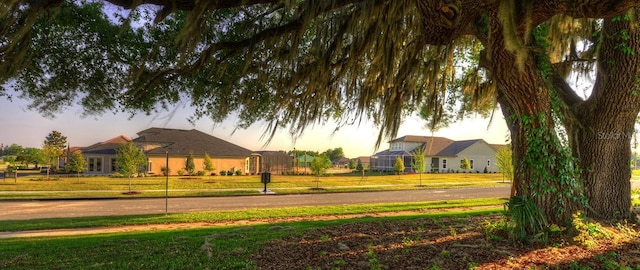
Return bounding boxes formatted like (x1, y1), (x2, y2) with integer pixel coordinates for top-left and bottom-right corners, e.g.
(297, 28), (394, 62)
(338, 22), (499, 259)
(76, 128), (261, 175)
(133, 128), (257, 176)
(79, 135), (132, 174)
(371, 135), (505, 173)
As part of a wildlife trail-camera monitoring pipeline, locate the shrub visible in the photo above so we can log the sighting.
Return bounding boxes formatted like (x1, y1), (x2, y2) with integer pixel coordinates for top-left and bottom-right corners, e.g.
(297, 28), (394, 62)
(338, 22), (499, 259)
(177, 169), (186, 176)
(235, 170), (242, 176)
(227, 170), (233, 176)
(220, 170), (226, 176)
(196, 171), (205, 176)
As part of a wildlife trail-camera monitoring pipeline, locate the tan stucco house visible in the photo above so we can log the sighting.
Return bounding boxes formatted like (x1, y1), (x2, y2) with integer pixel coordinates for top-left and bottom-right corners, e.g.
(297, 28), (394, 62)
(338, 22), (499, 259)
(76, 128), (265, 175)
(133, 128), (257, 176)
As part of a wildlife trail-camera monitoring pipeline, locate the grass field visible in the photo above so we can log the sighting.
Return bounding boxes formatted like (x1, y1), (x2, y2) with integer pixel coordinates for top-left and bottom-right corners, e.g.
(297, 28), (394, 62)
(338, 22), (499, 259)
(0, 171), (510, 199)
(0, 205), (503, 269)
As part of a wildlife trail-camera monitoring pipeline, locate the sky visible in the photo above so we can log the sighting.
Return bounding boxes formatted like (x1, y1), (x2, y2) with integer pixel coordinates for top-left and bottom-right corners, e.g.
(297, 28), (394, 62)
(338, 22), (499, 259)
(0, 96), (510, 158)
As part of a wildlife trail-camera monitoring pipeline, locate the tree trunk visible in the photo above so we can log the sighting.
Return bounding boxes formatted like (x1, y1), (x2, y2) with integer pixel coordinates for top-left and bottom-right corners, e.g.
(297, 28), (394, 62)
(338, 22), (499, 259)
(485, 18), (584, 226)
(560, 13), (640, 220)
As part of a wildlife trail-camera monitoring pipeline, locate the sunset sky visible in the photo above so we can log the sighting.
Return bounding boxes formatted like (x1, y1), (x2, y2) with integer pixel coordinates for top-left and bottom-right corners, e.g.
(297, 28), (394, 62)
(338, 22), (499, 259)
(0, 95), (510, 158)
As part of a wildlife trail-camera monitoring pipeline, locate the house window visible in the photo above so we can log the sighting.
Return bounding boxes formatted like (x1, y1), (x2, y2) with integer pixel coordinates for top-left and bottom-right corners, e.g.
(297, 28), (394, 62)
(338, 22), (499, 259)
(87, 158), (102, 172)
(442, 159), (447, 169)
(111, 158), (117, 172)
(470, 159), (474, 170)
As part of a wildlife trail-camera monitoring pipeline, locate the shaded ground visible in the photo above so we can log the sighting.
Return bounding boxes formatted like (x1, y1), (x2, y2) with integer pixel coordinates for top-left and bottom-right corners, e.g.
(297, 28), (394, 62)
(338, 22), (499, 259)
(252, 214), (640, 269)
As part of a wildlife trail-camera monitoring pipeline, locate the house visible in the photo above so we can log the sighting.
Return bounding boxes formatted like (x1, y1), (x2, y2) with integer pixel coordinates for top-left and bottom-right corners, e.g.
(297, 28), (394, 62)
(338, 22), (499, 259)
(80, 135), (132, 174)
(351, 156), (371, 170)
(76, 128), (260, 175)
(332, 157), (350, 168)
(133, 128), (257, 175)
(371, 135), (504, 173)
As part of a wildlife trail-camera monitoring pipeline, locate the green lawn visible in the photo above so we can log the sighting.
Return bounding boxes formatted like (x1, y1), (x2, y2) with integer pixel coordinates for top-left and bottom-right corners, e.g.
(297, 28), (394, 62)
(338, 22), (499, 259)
(0, 206), (501, 269)
(0, 172), (510, 199)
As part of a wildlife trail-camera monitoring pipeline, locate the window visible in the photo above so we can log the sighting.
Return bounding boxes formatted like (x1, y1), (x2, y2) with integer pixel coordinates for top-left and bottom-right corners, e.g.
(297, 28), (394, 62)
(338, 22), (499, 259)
(442, 159), (447, 169)
(111, 158), (117, 172)
(470, 159), (474, 170)
(87, 158), (103, 172)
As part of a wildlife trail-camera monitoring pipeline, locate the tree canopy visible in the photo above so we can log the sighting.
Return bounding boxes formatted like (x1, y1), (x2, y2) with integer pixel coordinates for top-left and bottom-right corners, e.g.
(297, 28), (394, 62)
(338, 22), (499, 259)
(4, 0), (640, 227)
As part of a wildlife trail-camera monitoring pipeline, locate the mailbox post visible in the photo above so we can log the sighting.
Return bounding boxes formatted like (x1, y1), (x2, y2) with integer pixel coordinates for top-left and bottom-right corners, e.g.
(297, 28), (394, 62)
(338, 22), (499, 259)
(260, 172), (271, 193)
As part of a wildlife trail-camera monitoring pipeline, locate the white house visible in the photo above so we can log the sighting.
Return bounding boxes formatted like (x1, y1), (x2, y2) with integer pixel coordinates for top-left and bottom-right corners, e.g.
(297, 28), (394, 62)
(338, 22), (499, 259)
(371, 135), (505, 173)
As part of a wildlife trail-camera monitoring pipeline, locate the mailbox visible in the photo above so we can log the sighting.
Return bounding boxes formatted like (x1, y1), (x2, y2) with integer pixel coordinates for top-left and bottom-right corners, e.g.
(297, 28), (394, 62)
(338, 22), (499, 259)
(261, 172), (271, 183)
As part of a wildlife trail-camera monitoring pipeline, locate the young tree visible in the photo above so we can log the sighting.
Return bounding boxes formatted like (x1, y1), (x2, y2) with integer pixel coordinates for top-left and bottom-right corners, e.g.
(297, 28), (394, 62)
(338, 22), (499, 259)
(42, 144), (59, 179)
(185, 152), (195, 176)
(116, 142), (147, 192)
(495, 146), (514, 185)
(460, 158), (471, 178)
(355, 160), (363, 172)
(348, 159), (356, 170)
(203, 153), (215, 176)
(43, 131), (67, 170)
(68, 152), (86, 182)
(393, 156), (405, 175)
(412, 148), (426, 186)
(309, 154), (331, 189)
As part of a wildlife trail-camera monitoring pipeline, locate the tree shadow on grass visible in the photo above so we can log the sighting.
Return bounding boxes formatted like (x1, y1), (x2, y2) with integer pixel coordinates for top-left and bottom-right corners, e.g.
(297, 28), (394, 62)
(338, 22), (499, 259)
(251, 214), (640, 269)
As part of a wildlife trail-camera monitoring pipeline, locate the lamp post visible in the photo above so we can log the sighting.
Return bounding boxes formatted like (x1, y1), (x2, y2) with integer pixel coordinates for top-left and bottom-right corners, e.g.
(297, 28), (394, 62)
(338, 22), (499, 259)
(165, 151), (169, 215)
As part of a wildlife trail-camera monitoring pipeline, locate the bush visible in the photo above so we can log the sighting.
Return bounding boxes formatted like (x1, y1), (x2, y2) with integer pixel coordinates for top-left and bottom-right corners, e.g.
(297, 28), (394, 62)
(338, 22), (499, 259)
(177, 169), (186, 176)
(219, 170), (226, 176)
(110, 172), (124, 178)
(235, 170), (242, 176)
(227, 170), (233, 176)
(196, 171), (205, 176)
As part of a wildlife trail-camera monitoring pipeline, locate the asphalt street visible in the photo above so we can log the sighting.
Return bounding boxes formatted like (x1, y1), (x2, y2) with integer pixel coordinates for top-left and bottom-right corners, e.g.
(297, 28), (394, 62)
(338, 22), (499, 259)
(0, 186), (511, 221)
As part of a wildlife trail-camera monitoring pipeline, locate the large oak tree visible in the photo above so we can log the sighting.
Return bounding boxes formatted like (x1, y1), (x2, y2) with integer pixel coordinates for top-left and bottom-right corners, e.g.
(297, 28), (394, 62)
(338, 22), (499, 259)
(2, 0), (640, 227)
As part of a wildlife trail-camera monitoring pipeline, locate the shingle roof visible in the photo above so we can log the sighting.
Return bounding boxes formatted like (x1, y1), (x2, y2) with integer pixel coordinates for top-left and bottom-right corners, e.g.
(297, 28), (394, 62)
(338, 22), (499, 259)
(133, 128), (252, 157)
(388, 135), (455, 156)
(81, 135), (131, 155)
(436, 139), (483, 156)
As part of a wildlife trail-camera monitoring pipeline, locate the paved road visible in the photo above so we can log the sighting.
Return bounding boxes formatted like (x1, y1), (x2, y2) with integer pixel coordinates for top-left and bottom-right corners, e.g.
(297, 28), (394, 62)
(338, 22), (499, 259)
(0, 186), (511, 221)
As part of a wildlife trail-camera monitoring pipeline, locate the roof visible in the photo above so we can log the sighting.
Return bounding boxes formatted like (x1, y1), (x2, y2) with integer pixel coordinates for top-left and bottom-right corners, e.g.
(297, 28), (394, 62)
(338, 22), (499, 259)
(436, 139), (483, 156)
(387, 135), (456, 156)
(133, 128), (252, 157)
(81, 135), (131, 155)
(353, 156), (371, 163)
(380, 135), (504, 157)
(332, 157), (350, 164)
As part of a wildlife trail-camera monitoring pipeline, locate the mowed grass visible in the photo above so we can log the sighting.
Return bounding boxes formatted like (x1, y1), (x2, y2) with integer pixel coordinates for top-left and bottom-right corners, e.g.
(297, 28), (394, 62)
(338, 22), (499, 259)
(0, 172), (509, 199)
(0, 206), (501, 269)
(0, 197), (506, 231)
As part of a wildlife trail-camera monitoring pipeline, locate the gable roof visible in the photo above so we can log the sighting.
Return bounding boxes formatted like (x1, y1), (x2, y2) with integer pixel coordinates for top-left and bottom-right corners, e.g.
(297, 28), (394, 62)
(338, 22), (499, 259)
(379, 135), (504, 157)
(81, 135), (131, 155)
(436, 139), (483, 156)
(133, 128), (252, 157)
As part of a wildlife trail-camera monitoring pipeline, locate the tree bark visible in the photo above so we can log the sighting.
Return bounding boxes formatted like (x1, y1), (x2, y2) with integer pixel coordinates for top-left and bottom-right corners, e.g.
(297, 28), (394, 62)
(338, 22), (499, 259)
(482, 11), (587, 226)
(557, 13), (640, 220)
